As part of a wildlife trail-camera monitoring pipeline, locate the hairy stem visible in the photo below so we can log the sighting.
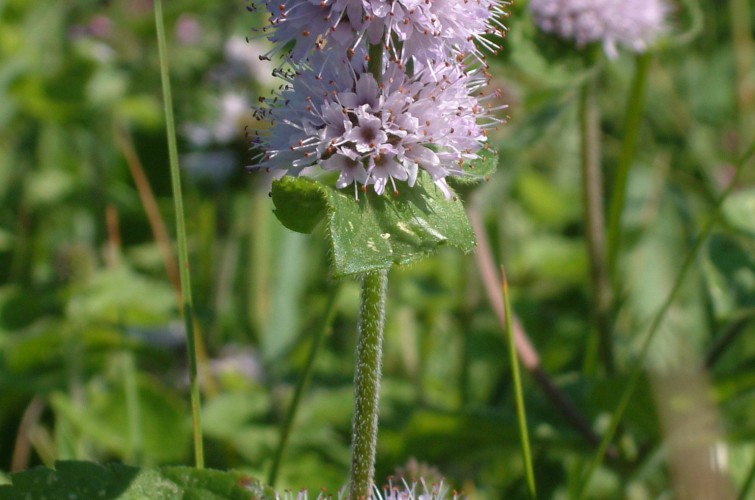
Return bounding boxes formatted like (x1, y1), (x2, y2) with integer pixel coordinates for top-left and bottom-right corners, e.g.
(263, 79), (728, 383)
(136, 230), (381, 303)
(349, 269), (388, 499)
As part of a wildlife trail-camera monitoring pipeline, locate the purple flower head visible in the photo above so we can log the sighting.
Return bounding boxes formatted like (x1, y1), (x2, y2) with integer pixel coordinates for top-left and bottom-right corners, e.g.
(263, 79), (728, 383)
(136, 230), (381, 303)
(250, 53), (504, 198)
(248, 0), (509, 63)
(248, 0), (507, 198)
(529, 0), (669, 59)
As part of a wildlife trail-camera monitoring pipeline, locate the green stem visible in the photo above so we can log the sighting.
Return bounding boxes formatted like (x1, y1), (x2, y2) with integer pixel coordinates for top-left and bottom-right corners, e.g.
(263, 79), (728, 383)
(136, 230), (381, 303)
(579, 74), (615, 375)
(606, 53), (651, 281)
(502, 268), (536, 499)
(154, 0), (204, 469)
(349, 269), (388, 499)
(576, 140), (755, 500)
(122, 351), (143, 465)
(738, 452), (755, 500)
(268, 286), (341, 488)
(368, 43), (383, 85)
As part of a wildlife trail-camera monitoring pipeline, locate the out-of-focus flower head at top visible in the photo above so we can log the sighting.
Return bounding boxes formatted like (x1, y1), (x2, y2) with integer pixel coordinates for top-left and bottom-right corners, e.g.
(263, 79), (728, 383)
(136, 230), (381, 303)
(529, 0), (669, 59)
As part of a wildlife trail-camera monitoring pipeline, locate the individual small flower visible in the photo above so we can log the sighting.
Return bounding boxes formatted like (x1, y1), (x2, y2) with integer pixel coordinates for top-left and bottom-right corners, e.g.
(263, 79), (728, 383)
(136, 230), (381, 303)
(249, 53), (502, 198)
(529, 0), (669, 59)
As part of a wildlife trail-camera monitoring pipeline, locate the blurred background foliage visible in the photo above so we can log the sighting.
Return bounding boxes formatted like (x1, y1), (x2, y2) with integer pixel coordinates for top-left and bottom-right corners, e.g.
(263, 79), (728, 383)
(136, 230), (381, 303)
(0, 0), (754, 498)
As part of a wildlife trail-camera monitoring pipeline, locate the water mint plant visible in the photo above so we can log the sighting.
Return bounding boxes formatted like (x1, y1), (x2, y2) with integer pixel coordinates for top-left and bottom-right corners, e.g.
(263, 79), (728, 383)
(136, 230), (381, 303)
(248, 0), (507, 497)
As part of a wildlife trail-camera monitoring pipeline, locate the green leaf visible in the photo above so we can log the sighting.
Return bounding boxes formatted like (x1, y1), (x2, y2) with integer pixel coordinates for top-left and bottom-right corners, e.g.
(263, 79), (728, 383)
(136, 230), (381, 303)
(703, 233), (755, 318)
(271, 171), (479, 278)
(0, 461), (266, 500)
(66, 266), (177, 326)
(723, 187), (755, 236)
(49, 372), (190, 464)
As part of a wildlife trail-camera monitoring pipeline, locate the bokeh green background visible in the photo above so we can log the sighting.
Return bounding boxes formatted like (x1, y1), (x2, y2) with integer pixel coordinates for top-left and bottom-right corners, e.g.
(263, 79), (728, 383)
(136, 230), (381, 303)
(1, 0), (754, 497)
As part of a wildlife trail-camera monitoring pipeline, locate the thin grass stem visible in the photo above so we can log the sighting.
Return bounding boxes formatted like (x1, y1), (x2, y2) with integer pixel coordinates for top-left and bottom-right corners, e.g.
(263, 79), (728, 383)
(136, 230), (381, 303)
(502, 267), (536, 499)
(576, 140), (755, 499)
(737, 452), (755, 500)
(606, 53), (651, 281)
(122, 351), (143, 465)
(154, 0), (204, 469)
(268, 286), (341, 488)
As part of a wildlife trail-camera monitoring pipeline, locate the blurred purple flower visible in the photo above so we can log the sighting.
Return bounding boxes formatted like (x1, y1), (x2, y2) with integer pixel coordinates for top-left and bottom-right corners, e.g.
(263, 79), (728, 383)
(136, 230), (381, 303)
(529, 0), (669, 59)
(176, 14), (202, 45)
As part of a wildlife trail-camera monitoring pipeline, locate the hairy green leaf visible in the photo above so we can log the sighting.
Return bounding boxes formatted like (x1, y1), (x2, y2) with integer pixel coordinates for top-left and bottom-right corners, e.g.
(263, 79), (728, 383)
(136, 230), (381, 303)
(0, 461), (266, 500)
(271, 167), (488, 277)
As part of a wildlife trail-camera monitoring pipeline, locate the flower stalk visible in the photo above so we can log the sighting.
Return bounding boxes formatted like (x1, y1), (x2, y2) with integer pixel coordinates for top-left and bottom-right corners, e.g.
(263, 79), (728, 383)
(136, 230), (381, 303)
(350, 270), (388, 499)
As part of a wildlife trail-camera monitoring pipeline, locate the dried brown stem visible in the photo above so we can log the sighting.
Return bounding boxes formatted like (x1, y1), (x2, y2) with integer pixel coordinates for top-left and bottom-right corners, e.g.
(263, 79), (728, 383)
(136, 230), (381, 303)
(113, 121), (181, 296)
(11, 396), (45, 472)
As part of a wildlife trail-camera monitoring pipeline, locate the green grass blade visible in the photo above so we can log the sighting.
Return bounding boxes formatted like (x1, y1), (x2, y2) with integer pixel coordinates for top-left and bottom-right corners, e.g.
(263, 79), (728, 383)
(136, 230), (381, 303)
(738, 452), (755, 500)
(502, 267), (536, 499)
(153, 0), (204, 469)
(606, 53), (651, 281)
(268, 285), (341, 488)
(121, 352), (143, 465)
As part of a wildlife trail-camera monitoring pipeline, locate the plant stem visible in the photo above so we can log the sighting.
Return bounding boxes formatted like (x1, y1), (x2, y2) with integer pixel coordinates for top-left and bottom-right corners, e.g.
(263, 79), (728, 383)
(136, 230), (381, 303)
(579, 73), (615, 375)
(704, 311), (754, 368)
(154, 0), (204, 469)
(606, 53), (651, 281)
(122, 351), (143, 465)
(268, 286), (341, 488)
(576, 140), (755, 500)
(502, 268), (536, 499)
(368, 43), (383, 84)
(738, 452), (755, 500)
(349, 269), (388, 499)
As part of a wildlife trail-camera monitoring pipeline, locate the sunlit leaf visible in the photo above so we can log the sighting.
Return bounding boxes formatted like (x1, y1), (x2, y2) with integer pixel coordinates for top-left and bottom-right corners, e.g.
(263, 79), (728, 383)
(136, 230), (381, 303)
(723, 187), (755, 236)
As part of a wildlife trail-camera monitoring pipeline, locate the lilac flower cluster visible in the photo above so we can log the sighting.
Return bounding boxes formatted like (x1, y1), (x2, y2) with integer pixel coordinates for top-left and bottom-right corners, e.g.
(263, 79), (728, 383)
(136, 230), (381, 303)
(249, 0), (507, 198)
(529, 0), (669, 59)
(273, 477), (462, 500)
